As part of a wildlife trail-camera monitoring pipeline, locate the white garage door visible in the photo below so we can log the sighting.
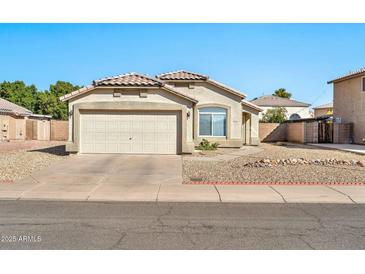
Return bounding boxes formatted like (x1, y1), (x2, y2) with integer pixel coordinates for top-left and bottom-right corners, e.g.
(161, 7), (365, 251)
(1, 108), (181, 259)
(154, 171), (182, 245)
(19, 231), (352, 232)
(80, 111), (179, 154)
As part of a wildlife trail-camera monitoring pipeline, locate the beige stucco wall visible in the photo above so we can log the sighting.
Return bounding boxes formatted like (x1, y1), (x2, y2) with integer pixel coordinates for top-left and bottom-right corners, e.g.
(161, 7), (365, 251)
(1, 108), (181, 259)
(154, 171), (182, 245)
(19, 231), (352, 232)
(171, 82), (248, 146)
(333, 75), (365, 144)
(243, 107), (260, 145)
(259, 106), (311, 120)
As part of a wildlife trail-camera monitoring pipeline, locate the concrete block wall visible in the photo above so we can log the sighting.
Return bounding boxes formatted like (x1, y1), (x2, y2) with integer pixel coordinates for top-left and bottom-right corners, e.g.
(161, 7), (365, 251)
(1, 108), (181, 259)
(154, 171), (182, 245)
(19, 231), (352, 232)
(304, 122), (318, 143)
(333, 123), (353, 144)
(259, 123), (287, 142)
(50, 120), (68, 141)
(286, 122), (305, 143)
(260, 121), (354, 145)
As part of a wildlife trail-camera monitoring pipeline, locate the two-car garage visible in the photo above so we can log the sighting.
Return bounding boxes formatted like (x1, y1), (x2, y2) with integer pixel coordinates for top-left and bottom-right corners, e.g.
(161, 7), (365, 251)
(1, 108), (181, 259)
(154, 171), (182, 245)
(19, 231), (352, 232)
(80, 111), (180, 154)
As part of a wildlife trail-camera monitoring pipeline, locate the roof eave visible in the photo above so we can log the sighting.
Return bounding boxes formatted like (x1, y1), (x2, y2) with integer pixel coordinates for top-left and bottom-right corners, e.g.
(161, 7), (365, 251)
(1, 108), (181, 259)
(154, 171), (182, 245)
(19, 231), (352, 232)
(206, 79), (246, 99)
(327, 71), (365, 84)
(241, 101), (263, 112)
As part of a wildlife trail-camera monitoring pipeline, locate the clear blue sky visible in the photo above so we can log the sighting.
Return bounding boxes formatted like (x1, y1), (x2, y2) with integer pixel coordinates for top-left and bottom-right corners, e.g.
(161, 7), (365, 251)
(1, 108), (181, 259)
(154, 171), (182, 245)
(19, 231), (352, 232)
(1, 23), (365, 107)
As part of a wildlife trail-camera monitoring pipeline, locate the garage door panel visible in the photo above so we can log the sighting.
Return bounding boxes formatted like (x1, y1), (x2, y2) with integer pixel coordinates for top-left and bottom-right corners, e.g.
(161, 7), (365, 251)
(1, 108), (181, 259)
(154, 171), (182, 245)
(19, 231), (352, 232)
(106, 121), (119, 132)
(94, 143), (106, 153)
(94, 132), (105, 142)
(106, 132), (119, 142)
(80, 111), (178, 154)
(82, 143), (94, 152)
(156, 132), (168, 142)
(143, 121), (155, 131)
(118, 142), (131, 153)
(106, 143), (118, 153)
(95, 121), (105, 131)
(119, 121), (130, 131)
(132, 119), (143, 131)
(143, 132), (155, 141)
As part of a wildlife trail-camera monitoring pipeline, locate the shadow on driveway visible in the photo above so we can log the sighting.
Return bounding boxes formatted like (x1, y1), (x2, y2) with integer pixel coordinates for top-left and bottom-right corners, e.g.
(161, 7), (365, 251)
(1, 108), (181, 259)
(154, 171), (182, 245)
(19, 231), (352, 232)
(28, 145), (68, 156)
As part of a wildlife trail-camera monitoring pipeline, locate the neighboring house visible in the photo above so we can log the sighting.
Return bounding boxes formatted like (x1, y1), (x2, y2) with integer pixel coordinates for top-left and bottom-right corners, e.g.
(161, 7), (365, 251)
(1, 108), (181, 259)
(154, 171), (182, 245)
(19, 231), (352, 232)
(328, 67), (365, 144)
(60, 70), (262, 155)
(313, 102), (333, 118)
(0, 98), (51, 141)
(250, 95), (311, 120)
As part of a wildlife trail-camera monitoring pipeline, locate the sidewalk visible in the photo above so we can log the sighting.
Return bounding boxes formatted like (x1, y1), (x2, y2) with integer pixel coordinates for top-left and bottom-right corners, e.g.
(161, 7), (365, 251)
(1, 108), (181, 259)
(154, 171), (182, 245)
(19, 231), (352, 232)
(1, 180), (365, 203)
(309, 143), (365, 155)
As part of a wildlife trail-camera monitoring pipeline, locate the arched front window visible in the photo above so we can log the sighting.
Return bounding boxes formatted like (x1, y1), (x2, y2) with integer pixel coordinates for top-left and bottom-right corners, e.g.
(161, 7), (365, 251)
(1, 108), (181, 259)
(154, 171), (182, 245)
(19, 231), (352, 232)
(199, 107), (227, 137)
(289, 113), (301, 120)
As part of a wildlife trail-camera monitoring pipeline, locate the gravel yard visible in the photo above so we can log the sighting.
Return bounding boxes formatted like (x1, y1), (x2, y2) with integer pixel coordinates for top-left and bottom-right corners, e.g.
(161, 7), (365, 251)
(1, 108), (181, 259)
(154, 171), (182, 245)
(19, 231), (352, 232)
(0, 141), (70, 181)
(183, 143), (365, 183)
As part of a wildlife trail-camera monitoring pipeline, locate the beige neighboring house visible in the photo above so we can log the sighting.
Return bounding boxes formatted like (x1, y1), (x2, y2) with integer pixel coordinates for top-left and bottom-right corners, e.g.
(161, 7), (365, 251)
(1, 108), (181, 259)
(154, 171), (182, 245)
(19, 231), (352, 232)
(313, 102), (333, 118)
(60, 70), (262, 155)
(328, 67), (365, 144)
(250, 95), (311, 120)
(0, 98), (52, 141)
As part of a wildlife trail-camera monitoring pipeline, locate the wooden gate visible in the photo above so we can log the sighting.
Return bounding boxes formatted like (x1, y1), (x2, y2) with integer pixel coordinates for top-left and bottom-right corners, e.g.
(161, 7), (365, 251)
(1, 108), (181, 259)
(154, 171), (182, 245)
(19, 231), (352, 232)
(318, 122), (333, 143)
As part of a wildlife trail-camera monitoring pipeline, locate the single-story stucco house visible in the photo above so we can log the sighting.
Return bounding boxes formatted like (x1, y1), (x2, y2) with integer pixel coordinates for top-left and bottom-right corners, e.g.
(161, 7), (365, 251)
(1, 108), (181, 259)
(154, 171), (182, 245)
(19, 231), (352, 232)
(60, 70), (262, 154)
(0, 98), (52, 141)
(328, 67), (365, 144)
(250, 95), (311, 120)
(313, 102), (333, 118)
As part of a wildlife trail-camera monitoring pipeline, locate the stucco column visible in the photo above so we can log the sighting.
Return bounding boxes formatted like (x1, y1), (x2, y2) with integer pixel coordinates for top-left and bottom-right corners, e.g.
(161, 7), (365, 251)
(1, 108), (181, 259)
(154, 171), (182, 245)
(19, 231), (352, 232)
(249, 113), (260, 145)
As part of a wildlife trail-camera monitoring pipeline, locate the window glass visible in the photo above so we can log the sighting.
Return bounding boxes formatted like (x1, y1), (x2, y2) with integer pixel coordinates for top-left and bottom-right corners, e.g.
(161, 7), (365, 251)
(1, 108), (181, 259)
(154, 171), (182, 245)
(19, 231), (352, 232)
(212, 114), (226, 136)
(199, 107), (227, 136)
(362, 77), (365, 92)
(289, 113), (301, 120)
(199, 114), (212, 136)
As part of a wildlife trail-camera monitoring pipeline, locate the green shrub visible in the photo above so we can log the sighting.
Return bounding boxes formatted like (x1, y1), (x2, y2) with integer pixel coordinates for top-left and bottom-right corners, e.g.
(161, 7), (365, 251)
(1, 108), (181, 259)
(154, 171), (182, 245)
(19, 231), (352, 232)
(196, 139), (219, 151)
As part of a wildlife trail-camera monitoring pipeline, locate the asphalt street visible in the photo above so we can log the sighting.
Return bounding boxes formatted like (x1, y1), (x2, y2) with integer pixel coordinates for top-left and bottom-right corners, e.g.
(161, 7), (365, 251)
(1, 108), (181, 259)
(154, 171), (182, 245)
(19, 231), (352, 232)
(0, 201), (365, 249)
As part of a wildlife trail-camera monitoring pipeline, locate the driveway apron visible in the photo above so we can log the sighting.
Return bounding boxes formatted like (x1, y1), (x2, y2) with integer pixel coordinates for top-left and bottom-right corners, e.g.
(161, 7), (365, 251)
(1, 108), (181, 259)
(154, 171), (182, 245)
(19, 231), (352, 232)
(14, 154), (183, 201)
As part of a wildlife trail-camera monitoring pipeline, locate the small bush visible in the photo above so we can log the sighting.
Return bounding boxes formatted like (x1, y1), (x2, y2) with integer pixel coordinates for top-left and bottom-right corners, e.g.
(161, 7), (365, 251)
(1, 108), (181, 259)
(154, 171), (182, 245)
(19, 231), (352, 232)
(196, 139), (219, 151)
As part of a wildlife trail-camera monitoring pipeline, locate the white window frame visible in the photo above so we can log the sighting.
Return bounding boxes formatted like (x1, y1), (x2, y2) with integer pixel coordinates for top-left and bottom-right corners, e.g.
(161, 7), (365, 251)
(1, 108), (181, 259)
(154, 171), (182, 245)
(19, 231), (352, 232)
(198, 108), (227, 137)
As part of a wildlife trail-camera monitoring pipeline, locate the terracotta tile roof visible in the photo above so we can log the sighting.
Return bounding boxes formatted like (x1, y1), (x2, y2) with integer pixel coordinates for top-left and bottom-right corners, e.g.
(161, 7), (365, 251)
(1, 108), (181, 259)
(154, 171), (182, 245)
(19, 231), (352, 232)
(156, 70), (208, 81)
(327, 67), (365, 84)
(157, 70), (246, 98)
(94, 72), (163, 87)
(313, 102), (333, 109)
(0, 98), (32, 116)
(60, 72), (197, 103)
(59, 85), (95, 101)
(250, 95), (310, 107)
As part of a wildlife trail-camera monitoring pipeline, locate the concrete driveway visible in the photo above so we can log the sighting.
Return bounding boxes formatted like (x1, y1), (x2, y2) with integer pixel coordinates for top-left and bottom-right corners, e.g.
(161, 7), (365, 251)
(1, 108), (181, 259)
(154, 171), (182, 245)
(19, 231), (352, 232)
(7, 154), (183, 201)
